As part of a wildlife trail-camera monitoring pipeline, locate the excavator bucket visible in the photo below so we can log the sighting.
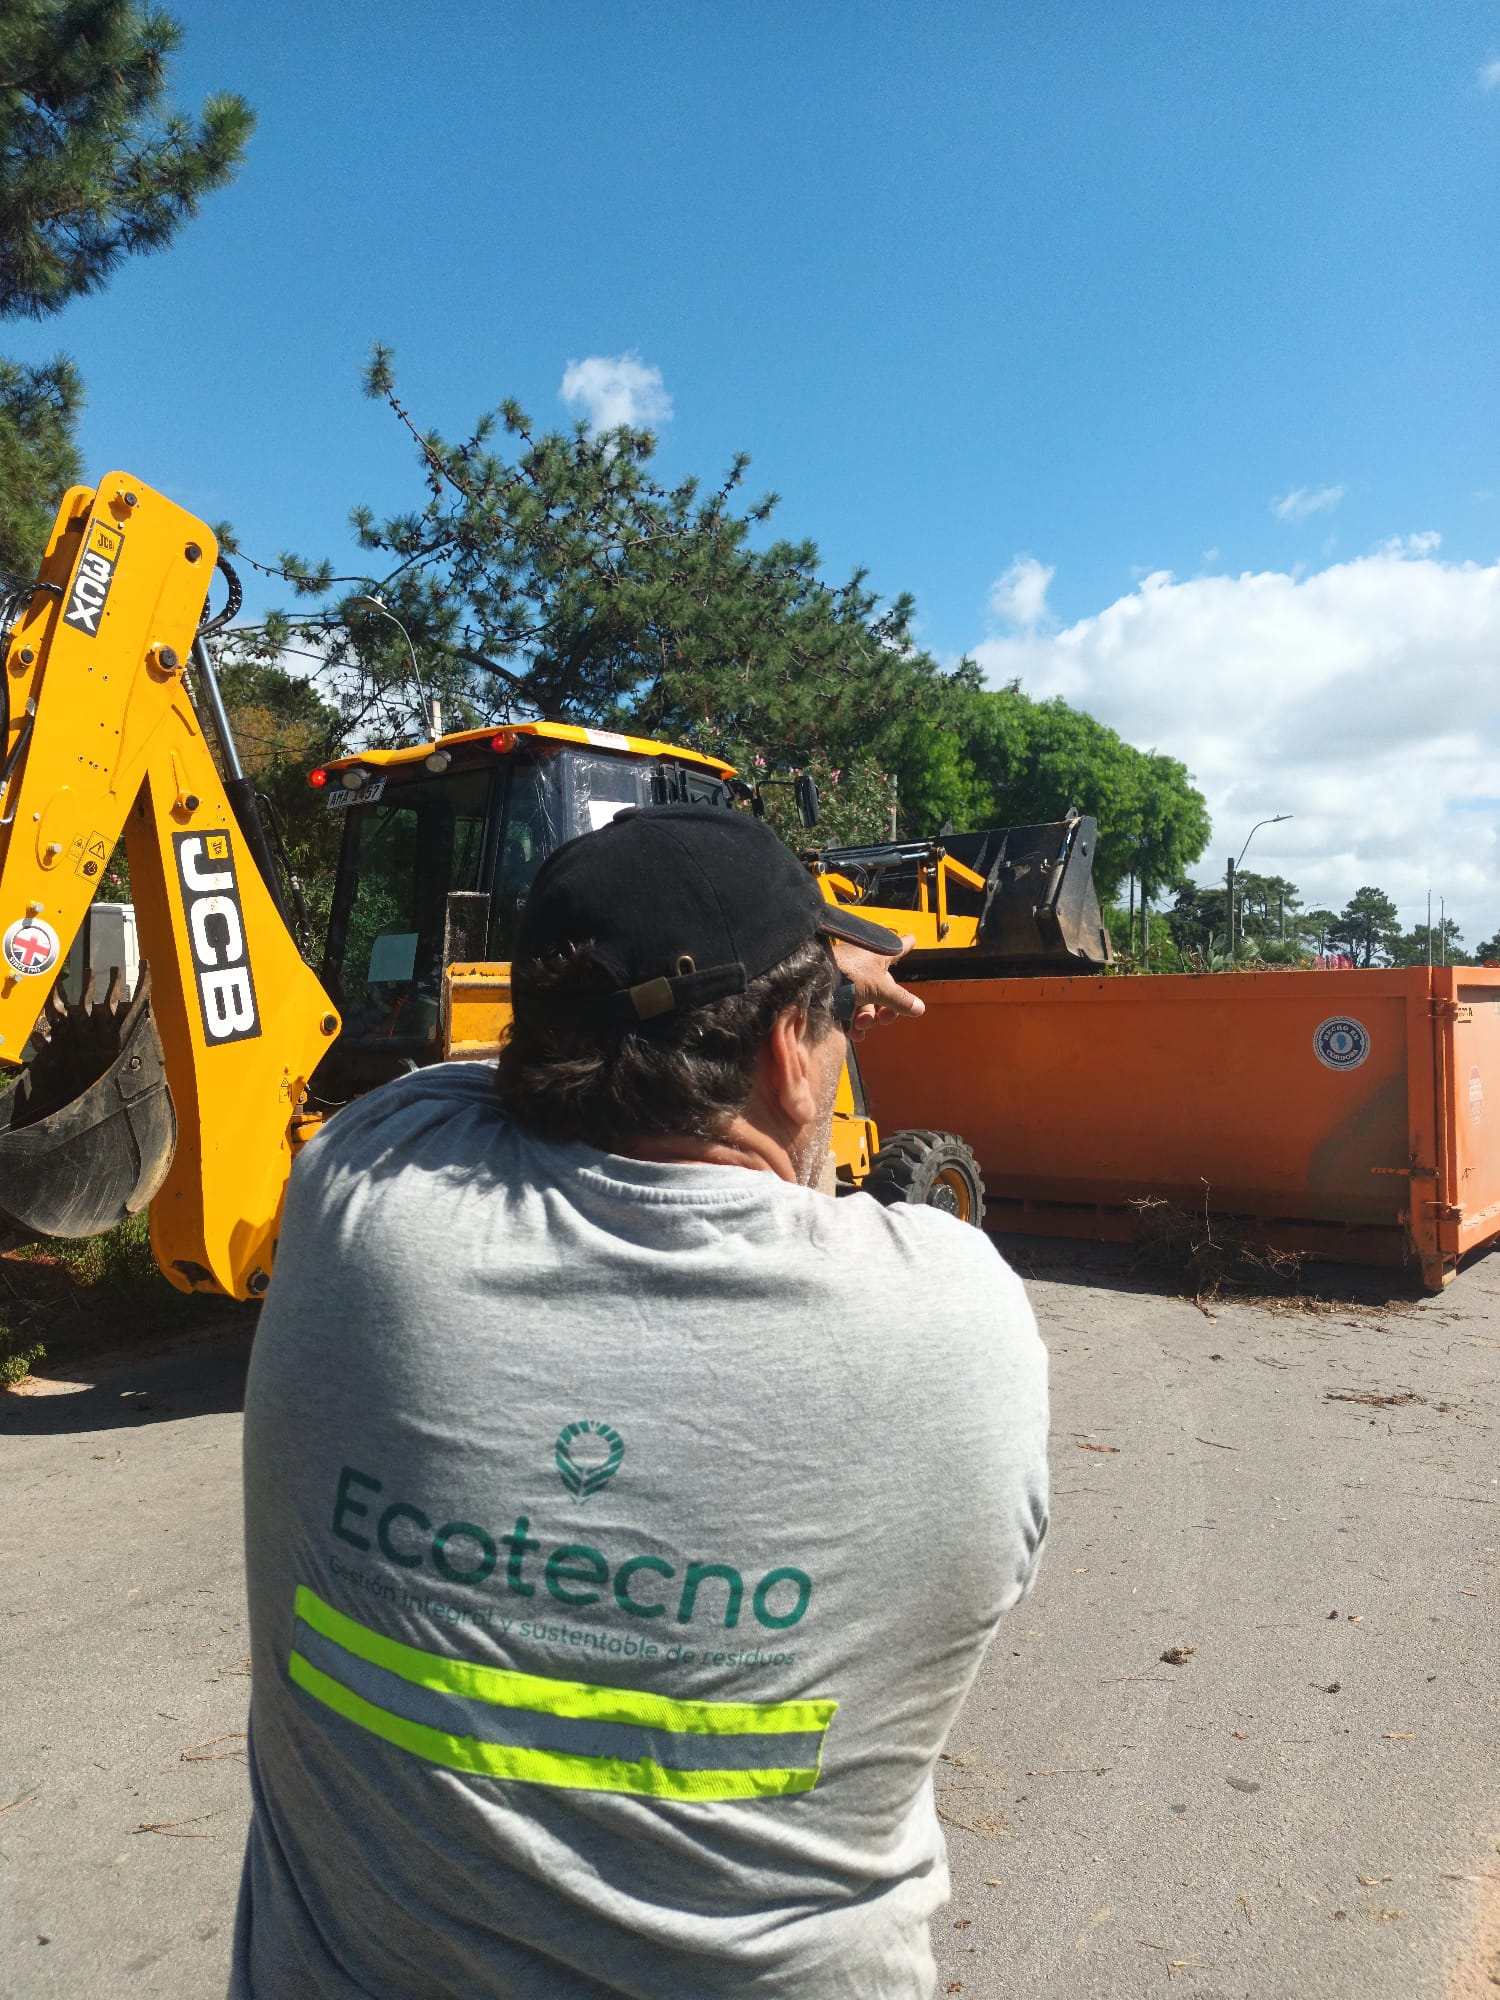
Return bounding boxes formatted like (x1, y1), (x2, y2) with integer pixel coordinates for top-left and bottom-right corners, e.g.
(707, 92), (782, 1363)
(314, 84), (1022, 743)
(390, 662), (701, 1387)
(0, 965), (176, 1250)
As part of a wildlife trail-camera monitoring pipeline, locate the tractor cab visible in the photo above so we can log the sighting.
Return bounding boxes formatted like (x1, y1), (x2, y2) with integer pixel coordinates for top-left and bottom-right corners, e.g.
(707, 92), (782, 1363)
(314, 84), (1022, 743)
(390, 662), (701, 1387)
(307, 721), (986, 1231)
(311, 723), (736, 1095)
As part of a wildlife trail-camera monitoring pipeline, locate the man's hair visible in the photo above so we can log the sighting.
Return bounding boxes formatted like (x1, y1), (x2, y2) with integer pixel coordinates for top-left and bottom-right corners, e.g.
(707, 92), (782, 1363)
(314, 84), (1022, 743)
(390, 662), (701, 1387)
(495, 936), (838, 1149)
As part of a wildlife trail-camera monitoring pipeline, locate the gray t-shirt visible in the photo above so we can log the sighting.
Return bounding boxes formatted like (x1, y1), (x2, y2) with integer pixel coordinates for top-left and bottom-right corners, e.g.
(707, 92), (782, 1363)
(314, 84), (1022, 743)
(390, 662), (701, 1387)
(231, 1063), (1048, 1999)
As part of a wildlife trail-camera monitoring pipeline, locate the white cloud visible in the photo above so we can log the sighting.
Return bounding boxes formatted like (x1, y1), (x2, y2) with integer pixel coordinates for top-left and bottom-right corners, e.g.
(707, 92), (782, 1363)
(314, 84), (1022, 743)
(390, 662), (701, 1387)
(971, 550), (1500, 942)
(559, 352), (672, 432)
(1375, 530), (1441, 557)
(1271, 483), (1346, 523)
(987, 553), (1055, 631)
(1478, 57), (1500, 89)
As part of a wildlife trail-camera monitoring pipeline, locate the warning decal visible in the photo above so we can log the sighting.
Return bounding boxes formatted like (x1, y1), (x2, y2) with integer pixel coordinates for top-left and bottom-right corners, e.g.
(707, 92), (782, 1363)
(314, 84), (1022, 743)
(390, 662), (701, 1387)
(62, 520), (124, 636)
(75, 829), (108, 881)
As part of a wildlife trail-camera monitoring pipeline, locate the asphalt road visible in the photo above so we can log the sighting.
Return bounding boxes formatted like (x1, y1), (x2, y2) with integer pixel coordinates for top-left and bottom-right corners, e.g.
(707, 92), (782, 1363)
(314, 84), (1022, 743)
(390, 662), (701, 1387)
(2, 1323), (255, 1999)
(933, 1247), (1500, 2000)
(1, 1248), (1496, 2000)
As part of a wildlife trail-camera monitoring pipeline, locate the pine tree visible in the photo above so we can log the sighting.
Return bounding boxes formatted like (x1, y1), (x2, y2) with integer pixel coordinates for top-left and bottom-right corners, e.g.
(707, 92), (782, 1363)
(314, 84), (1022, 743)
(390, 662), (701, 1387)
(0, 351), (80, 580)
(0, 1), (253, 317)
(257, 350), (958, 845)
(0, 1), (253, 574)
(1332, 887), (1401, 968)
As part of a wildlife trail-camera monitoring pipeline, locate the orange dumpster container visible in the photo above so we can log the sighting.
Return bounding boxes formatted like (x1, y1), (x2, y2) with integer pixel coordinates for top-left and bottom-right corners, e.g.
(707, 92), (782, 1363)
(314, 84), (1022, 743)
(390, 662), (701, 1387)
(856, 965), (1500, 1289)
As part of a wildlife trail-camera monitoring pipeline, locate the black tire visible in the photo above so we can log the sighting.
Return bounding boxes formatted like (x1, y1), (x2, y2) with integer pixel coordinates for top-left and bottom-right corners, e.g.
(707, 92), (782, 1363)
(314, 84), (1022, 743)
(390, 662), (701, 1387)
(863, 1128), (985, 1227)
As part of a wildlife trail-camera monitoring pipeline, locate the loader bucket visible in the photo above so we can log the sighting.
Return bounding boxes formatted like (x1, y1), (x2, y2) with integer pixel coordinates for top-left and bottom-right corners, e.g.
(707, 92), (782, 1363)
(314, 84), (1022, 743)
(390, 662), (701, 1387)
(816, 815), (1113, 977)
(938, 816), (1113, 974)
(0, 966), (176, 1250)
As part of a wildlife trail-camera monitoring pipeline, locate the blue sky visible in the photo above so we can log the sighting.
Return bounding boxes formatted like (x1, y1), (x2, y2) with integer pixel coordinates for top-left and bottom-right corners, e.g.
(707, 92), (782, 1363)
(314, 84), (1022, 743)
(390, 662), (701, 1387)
(10, 1), (1500, 932)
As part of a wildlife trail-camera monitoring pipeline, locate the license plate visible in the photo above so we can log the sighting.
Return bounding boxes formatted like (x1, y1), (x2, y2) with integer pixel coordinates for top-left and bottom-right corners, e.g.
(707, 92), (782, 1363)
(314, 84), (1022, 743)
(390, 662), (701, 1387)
(324, 775), (386, 811)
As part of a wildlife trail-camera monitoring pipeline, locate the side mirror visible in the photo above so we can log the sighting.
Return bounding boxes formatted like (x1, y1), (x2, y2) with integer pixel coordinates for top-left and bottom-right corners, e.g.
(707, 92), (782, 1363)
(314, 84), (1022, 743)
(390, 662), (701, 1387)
(795, 773), (820, 828)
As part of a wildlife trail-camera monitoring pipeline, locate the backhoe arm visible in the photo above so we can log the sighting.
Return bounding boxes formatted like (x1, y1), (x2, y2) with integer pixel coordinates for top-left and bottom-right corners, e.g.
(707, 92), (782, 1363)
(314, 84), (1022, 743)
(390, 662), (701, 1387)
(0, 474), (339, 1298)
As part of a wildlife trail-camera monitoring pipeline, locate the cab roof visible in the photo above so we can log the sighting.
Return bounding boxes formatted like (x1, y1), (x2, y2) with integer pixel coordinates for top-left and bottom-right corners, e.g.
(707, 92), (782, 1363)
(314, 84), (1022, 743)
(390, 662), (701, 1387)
(323, 720), (736, 779)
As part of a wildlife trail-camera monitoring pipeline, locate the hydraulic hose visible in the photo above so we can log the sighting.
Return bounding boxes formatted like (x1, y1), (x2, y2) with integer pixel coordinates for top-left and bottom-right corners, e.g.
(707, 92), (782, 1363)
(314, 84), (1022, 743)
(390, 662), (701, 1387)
(190, 631), (296, 935)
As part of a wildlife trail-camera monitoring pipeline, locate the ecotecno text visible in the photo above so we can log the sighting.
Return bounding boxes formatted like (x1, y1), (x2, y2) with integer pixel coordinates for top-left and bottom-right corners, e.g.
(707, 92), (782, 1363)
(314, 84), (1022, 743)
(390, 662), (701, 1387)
(330, 1466), (813, 1633)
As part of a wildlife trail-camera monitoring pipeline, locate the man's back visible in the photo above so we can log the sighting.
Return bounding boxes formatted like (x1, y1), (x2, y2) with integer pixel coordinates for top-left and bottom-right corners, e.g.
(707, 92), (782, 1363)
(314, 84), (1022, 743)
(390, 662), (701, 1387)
(233, 1064), (1048, 1999)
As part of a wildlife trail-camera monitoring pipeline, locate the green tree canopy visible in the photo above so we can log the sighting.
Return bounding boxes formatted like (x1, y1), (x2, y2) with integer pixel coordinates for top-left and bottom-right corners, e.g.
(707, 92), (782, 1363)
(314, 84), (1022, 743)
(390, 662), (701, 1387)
(1332, 886), (1401, 968)
(213, 654), (342, 942)
(1299, 907), (1340, 954)
(1389, 917), (1466, 967)
(245, 354), (1216, 865)
(0, 0), (253, 318)
(252, 350), (965, 844)
(1162, 879), (1473, 972)
(886, 685), (1211, 899)
(1165, 880), (1229, 959)
(248, 357), (1218, 867)
(0, 350), (79, 580)
(1228, 870), (1302, 943)
(0, 1), (252, 576)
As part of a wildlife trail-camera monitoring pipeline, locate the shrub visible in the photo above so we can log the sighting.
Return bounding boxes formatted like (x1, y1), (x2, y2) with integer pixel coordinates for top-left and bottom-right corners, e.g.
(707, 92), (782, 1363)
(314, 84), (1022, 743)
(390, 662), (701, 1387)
(0, 1318), (44, 1386)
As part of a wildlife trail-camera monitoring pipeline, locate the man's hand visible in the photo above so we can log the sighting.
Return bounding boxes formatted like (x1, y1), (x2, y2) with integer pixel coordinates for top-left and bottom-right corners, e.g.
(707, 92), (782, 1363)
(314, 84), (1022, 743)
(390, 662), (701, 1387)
(831, 934), (926, 1041)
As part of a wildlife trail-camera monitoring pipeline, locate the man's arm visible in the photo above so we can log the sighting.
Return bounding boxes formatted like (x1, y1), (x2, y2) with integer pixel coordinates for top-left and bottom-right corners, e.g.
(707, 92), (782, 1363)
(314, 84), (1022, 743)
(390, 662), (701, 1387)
(830, 933), (926, 1041)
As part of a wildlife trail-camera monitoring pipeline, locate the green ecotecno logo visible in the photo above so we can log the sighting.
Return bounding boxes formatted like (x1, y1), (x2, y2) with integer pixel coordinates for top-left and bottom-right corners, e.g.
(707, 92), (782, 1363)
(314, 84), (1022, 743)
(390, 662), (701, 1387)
(556, 1421), (624, 1502)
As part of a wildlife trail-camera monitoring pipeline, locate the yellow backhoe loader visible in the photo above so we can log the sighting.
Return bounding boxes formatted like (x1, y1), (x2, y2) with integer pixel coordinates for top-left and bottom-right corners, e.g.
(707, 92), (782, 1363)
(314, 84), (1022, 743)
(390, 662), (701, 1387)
(0, 473), (1115, 1300)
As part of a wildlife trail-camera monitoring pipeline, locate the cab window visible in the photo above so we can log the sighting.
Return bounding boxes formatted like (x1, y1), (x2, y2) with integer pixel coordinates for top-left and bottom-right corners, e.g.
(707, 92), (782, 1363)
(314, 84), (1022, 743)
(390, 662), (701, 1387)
(325, 769), (492, 1044)
(489, 756), (565, 960)
(561, 751), (655, 833)
(652, 760), (731, 808)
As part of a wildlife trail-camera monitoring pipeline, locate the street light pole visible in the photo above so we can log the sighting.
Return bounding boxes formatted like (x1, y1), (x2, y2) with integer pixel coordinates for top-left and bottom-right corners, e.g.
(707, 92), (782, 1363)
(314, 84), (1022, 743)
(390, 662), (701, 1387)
(1227, 855), (1235, 955)
(1227, 814), (1293, 958)
(348, 594), (440, 741)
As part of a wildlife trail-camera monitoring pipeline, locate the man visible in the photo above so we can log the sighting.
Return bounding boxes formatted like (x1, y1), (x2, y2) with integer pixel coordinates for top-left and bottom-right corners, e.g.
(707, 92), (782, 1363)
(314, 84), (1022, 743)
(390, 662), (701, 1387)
(232, 804), (1049, 1999)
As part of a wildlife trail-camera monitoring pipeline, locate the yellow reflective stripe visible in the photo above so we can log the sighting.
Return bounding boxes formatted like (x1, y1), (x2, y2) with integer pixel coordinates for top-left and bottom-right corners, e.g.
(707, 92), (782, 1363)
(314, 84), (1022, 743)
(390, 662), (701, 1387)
(294, 1584), (833, 1738)
(288, 1650), (821, 1799)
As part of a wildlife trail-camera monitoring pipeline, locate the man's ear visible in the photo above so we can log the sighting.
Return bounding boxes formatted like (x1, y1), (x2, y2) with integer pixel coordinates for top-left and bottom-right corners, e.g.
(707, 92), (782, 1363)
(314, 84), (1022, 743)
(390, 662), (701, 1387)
(760, 1005), (820, 1128)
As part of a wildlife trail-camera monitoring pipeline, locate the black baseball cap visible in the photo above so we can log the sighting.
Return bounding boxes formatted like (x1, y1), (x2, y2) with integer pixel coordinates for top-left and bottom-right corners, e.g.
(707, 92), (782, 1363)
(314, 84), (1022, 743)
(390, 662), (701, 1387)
(512, 803), (905, 1027)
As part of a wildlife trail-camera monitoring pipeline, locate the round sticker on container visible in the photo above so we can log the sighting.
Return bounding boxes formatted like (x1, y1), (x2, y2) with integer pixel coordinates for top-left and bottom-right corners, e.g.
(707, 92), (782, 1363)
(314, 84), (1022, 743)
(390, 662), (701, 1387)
(1314, 1015), (1370, 1071)
(2, 915), (60, 978)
